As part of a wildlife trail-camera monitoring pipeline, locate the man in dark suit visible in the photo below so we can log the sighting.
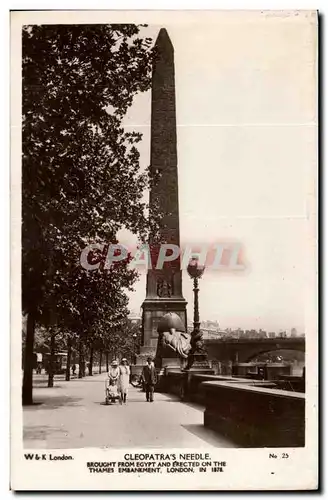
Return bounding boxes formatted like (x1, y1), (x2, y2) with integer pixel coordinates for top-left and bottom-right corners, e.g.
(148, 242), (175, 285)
(142, 357), (157, 402)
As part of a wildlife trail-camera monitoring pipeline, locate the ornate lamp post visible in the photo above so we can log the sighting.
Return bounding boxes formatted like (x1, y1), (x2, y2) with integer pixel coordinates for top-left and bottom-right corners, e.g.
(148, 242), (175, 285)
(186, 256), (211, 370)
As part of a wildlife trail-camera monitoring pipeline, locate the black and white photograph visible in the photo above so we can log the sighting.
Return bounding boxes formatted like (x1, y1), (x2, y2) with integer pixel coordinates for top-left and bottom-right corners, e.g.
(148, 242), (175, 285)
(11, 9), (318, 490)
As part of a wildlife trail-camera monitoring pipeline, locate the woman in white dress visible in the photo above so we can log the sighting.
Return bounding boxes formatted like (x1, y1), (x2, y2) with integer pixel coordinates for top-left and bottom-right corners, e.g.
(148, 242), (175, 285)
(119, 358), (130, 404)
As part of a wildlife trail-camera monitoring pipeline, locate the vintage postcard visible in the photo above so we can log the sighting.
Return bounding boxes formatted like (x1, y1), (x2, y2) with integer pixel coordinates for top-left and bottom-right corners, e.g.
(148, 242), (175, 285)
(11, 9), (318, 491)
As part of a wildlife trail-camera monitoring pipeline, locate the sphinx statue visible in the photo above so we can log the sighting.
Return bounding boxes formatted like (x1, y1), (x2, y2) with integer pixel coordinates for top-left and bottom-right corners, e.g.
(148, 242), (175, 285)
(155, 312), (191, 365)
(159, 328), (191, 359)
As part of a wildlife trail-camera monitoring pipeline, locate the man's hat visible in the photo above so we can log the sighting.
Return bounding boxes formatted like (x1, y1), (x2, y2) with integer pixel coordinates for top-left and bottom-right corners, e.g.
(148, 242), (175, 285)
(121, 358), (128, 362)
(111, 360), (118, 366)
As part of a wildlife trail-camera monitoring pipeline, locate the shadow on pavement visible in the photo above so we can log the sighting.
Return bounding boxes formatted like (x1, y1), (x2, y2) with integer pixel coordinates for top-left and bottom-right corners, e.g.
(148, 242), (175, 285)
(99, 402), (122, 406)
(155, 394), (202, 409)
(22, 402), (43, 407)
(179, 400), (204, 411)
(32, 375), (92, 387)
(24, 425), (67, 442)
(125, 398), (149, 403)
(24, 395), (83, 410)
(181, 424), (237, 448)
(33, 381), (65, 388)
(154, 393), (180, 401)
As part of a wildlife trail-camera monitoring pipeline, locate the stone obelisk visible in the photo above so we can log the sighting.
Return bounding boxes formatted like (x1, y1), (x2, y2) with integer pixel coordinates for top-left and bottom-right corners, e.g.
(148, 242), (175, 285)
(140, 28), (187, 363)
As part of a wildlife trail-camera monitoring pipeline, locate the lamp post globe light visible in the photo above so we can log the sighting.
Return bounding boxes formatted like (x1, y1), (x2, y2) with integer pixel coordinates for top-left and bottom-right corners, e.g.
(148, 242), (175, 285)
(186, 257), (211, 370)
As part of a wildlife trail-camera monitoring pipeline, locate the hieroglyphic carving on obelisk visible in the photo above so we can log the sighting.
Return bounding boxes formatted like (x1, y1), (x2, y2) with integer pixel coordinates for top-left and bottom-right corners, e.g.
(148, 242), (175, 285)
(141, 28), (187, 355)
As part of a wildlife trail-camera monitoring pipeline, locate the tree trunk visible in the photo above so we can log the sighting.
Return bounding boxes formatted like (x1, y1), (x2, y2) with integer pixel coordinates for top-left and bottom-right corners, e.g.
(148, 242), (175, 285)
(65, 340), (71, 381)
(48, 332), (55, 387)
(99, 350), (102, 374)
(79, 343), (83, 378)
(79, 339), (85, 378)
(22, 311), (36, 405)
(89, 346), (93, 376)
(106, 351), (109, 372)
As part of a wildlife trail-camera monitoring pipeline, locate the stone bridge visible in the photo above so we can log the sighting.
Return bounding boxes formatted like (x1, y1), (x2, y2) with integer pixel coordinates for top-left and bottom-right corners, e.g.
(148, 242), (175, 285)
(204, 337), (305, 363)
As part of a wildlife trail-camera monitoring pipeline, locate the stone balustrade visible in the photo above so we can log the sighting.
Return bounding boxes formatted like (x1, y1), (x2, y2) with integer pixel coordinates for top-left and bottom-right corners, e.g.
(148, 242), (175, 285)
(203, 381), (305, 447)
(161, 370), (276, 402)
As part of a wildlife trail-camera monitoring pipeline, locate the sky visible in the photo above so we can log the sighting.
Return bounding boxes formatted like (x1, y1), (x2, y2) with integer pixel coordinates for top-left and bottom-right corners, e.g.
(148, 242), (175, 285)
(118, 12), (317, 333)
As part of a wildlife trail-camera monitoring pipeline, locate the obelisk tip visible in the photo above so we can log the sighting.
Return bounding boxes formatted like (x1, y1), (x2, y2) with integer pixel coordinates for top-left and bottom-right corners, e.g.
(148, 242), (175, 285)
(155, 28), (173, 50)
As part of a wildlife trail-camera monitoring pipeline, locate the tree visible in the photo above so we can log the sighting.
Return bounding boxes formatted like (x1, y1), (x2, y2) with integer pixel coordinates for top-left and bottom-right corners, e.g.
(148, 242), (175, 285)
(22, 24), (155, 404)
(65, 332), (77, 381)
(116, 319), (142, 363)
(28, 324), (69, 386)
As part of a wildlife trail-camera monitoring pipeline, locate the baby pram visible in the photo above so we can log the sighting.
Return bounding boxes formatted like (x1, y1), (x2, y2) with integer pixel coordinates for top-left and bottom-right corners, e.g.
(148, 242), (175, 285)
(105, 378), (122, 405)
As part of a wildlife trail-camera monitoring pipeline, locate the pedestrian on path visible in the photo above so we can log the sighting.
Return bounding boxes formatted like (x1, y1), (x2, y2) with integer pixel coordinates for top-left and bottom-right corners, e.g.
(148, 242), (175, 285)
(106, 360), (120, 403)
(119, 358), (130, 404)
(141, 357), (157, 402)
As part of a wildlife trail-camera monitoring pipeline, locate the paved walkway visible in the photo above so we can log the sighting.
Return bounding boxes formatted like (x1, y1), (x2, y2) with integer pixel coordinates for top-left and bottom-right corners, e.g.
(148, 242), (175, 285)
(23, 373), (235, 449)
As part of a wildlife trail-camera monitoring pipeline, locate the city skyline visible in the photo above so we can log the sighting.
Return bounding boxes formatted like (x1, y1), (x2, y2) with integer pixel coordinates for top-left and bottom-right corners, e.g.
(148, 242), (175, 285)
(128, 309), (304, 337)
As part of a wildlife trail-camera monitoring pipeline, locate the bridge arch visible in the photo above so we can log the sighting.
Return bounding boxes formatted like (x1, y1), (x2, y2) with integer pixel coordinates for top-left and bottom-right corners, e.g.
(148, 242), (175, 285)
(205, 338), (305, 364)
(244, 347), (305, 363)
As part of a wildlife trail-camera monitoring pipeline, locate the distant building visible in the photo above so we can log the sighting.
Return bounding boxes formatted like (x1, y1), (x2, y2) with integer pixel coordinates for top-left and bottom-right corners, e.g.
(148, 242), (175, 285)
(291, 328), (297, 337)
(201, 319), (220, 331)
(202, 329), (225, 339)
(268, 331), (276, 338)
(244, 329), (258, 338)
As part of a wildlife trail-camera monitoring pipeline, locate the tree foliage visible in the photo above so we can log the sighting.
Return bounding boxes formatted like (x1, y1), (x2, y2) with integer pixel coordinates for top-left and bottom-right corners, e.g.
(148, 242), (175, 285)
(22, 24), (155, 403)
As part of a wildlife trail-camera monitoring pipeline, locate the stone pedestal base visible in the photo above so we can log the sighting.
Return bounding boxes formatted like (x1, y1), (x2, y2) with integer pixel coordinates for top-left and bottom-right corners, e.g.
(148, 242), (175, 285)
(186, 352), (212, 371)
(179, 368), (214, 401)
(182, 353), (214, 400)
(141, 298), (187, 353)
(162, 358), (181, 369)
